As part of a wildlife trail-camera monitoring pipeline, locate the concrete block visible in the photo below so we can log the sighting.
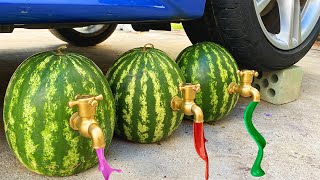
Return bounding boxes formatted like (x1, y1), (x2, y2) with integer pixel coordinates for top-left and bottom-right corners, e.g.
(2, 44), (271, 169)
(253, 65), (304, 105)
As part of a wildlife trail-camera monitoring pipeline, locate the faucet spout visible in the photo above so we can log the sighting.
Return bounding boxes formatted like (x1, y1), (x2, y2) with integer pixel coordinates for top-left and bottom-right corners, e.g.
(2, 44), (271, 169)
(89, 123), (106, 149)
(249, 86), (260, 102)
(191, 104), (204, 123)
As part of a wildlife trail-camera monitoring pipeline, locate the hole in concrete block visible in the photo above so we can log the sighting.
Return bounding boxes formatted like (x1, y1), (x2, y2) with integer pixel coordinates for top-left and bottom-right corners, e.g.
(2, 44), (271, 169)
(253, 84), (260, 91)
(256, 72), (263, 79)
(271, 74), (278, 83)
(268, 88), (276, 97)
(262, 79), (269, 88)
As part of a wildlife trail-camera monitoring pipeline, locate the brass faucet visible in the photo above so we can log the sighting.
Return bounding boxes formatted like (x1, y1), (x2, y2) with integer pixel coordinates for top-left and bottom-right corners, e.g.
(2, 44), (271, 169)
(171, 83), (203, 123)
(228, 70), (260, 102)
(68, 94), (106, 149)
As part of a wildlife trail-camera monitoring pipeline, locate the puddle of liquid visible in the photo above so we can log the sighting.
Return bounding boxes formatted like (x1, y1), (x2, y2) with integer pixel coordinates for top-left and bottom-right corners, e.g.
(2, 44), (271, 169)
(96, 148), (122, 180)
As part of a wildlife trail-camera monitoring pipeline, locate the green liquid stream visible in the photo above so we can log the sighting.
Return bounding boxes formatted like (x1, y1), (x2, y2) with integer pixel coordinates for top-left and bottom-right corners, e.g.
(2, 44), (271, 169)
(244, 101), (266, 177)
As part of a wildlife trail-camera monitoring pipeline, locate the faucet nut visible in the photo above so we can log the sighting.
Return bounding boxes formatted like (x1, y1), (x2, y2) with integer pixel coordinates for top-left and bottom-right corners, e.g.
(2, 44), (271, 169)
(228, 82), (238, 94)
(171, 96), (183, 111)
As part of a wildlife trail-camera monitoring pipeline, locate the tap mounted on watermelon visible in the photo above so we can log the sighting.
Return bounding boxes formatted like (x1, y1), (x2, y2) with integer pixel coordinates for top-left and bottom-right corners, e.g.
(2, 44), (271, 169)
(106, 44), (208, 178)
(68, 94), (122, 180)
(171, 83), (209, 180)
(3, 46), (118, 177)
(228, 70), (266, 177)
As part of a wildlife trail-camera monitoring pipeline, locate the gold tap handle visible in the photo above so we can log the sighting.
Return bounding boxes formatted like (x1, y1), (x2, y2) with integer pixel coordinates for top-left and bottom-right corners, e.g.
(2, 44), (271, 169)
(193, 84), (201, 92)
(68, 101), (79, 108)
(237, 70), (243, 76)
(88, 100), (98, 107)
(94, 94), (103, 101)
(178, 83), (200, 92)
(89, 94), (103, 107)
(237, 70), (259, 78)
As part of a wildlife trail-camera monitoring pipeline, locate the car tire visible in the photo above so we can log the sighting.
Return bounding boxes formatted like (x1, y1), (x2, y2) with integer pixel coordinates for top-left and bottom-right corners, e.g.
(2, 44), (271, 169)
(183, 0), (320, 71)
(49, 24), (117, 47)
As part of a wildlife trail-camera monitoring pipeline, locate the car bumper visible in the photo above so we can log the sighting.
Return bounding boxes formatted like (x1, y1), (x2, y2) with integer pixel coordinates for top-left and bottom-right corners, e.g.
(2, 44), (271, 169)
(0, 0), (206, 24)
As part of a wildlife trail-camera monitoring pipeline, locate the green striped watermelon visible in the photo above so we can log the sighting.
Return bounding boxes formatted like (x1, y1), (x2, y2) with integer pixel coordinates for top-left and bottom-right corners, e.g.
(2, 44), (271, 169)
(176, 42), (240, 122)
(3, 49), (115, 176)
(106, 44), (185, 143)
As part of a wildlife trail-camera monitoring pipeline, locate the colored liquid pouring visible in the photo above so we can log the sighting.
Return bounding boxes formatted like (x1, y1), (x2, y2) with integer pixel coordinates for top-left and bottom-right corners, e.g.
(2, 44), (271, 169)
(193, 122), (209, 180)
(96, 148), (122, 180)
(244, 101), (266, 177)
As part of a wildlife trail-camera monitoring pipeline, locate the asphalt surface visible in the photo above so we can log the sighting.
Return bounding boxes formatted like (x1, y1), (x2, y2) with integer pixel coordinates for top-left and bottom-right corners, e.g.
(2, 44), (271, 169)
(0, 29), (320, 180)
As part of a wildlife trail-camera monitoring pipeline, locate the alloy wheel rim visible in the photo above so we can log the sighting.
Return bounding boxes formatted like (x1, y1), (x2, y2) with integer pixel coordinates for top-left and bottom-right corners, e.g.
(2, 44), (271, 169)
(254, 0), (320, 50)
(73, 24), (106, 34)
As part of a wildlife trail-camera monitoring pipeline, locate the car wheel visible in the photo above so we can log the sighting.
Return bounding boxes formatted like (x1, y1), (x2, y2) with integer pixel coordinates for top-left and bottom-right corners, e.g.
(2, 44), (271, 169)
(49, 24), (117, 47)
(183, 0), (320, 71)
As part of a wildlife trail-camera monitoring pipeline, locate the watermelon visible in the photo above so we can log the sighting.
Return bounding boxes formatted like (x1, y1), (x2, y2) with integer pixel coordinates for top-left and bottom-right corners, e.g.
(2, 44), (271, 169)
(106, 44), (185, 143)
(3, 48), (116, 176)
(176, 42), (240, 122)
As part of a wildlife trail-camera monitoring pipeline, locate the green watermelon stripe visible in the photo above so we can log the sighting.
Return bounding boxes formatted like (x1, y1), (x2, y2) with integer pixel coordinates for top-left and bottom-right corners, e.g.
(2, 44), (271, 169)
(108, 51), (138, 85)
(34, 56), (63, 174)
(210, 44), (240, 118)
(153, 53), (181, 135)
(220, 52), (239, 117)
(41, 57), (61, 173)
(198, 46), (216, 120)
(215, 49), (231, 118)
(3, 54), (45, 163)
(137, 64), (149, 142)
(154, 52), (184, 131)
(121, 53), (143, 140)
(113, 55), (140, 102)
(206, 55), (219, 119)
(211, 43), (239, 80)
(206, 45), (226, 120)
(106, 50), (136, 78)
(150, 53), (172, 138)
(147, 57), (166, 142)
(131, 52), (150, 142)
(153, 51), (182, 82)
(187, 47), (198, 83)
(61, 71), (81, 175)
(212, 43), (239, 73)
(20, 55), (56, 173)
(177, 47), (192, 78)
(72, 59), (97, 95)
(124, 52), (145, 142)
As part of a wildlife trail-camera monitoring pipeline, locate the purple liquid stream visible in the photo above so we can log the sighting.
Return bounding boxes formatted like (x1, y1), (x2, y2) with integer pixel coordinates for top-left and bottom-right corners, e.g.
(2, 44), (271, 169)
(96, 148), (122, 180)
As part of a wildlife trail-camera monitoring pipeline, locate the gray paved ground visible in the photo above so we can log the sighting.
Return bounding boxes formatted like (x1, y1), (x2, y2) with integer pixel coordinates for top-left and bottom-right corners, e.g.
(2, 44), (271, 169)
(0, 29), (320, 180)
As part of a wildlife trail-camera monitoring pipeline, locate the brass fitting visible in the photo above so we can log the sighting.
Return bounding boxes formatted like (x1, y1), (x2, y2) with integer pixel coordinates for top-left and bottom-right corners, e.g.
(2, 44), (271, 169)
(171, 84), (204, 123)
(228, 70), (260, 102)
(68, 94), (106, 149)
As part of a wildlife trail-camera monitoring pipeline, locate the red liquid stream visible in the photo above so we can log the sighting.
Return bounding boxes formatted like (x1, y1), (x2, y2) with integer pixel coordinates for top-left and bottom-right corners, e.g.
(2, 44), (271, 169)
(193, 122), (209, 180)
(96, 148), (122, 180)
